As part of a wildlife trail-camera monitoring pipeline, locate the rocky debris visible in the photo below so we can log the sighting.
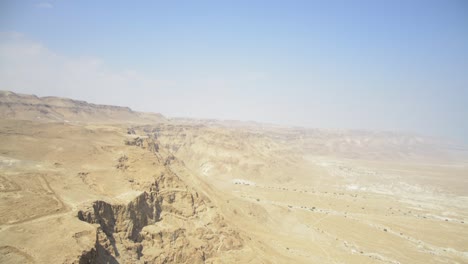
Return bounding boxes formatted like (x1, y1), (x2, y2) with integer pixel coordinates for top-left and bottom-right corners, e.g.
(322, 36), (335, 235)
(127, 128), (136, 135)
(118, 155), (128, 163)
(125, 137), (159, 154)
(125, 137), (144, 147)
(116, 155), (129, 171)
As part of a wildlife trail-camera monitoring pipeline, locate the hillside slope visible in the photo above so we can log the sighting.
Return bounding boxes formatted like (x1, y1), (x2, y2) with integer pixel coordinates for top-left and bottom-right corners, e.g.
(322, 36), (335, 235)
(1, 91), (467, 263)
(0, 90), (165, 124)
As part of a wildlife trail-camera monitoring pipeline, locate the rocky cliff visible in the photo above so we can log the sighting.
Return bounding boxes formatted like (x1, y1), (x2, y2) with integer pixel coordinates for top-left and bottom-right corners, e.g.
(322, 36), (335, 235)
(0, 90), (165, 123)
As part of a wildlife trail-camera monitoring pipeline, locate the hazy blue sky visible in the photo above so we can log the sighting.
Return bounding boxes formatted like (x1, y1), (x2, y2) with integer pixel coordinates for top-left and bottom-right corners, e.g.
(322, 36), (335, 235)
(1, 0), (467, 142)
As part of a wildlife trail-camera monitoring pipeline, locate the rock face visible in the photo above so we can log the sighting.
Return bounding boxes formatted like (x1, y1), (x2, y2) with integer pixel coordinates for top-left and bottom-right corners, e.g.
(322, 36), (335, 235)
(76, 135), (244, 263)
(77, 182), (243, 263)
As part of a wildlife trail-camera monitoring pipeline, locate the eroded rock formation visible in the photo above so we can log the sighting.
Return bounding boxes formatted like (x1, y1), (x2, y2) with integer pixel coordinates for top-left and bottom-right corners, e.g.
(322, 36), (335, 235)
(76, 135), (243, 263)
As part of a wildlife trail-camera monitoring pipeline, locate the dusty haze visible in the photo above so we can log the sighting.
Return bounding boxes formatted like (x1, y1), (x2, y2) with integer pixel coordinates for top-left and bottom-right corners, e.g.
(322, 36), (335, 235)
(1, 1), (468, 263)
(0, 91), (467, 263)
(1, 1), (468, 142)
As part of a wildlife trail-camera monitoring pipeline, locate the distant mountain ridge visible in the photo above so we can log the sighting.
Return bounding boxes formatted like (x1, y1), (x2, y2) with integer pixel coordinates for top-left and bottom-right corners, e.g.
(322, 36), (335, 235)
(1, 90), (466, 162)
(0, 90), (165, 123)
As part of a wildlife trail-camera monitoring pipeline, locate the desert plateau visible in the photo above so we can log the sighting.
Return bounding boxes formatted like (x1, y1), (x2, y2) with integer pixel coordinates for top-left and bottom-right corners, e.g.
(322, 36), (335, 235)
(0, 91), (467, 263)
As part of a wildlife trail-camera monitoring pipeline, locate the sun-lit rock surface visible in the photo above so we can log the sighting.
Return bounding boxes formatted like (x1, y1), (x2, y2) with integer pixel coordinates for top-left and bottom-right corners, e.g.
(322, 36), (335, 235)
(1, 91), (467, 263)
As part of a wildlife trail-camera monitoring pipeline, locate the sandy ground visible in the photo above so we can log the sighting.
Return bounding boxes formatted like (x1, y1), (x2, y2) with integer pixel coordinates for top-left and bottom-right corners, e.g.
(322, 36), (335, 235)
(153, 122), (468, 264)
(0, 92), (467, 263)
